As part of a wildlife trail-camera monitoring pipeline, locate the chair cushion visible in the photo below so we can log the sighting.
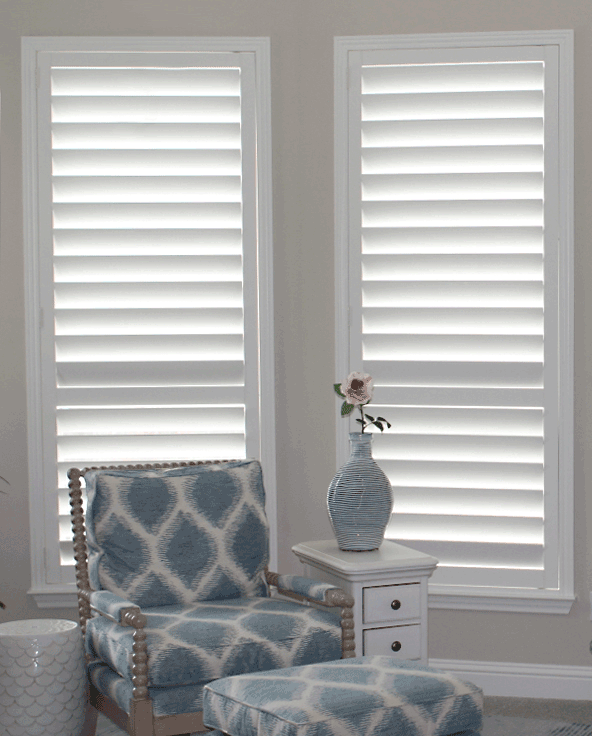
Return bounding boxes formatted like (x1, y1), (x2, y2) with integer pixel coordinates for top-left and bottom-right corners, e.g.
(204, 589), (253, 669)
(85, 460), (269, 607)
(203, 656), (483, 736)
(86, 596), (342, 688)
(89, 662), (221, 730)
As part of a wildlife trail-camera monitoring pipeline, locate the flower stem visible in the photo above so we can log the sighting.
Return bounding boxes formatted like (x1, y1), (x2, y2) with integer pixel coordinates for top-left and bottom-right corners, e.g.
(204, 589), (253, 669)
(359, 404), (365, 432)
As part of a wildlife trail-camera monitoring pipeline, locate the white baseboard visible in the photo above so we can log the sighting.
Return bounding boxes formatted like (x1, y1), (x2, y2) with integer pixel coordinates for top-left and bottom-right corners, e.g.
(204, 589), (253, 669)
(429, 658), (592, 701)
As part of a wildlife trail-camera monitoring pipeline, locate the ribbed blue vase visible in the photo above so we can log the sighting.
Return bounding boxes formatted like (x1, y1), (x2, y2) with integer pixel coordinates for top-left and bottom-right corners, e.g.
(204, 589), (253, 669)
(327, 432), (393, 551)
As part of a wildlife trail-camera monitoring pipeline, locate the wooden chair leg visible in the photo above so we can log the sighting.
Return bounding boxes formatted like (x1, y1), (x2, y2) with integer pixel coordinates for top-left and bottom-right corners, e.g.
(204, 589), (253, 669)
(80, 698), (98, 736)
(129, 698), (154, 735)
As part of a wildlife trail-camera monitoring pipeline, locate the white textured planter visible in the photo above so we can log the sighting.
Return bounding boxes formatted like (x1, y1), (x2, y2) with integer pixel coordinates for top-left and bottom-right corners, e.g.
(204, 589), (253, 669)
(0, 619), (86, 736)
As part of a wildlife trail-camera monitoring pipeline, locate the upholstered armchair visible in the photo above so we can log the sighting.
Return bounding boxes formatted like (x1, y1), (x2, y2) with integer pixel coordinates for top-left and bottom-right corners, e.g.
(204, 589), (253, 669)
(69, 459), (355, 736)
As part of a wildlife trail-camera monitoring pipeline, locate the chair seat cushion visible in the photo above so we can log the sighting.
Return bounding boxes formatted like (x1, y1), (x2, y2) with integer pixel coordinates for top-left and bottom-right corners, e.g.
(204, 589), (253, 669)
(203, 656), (483, 736)
(86, 596), (342, 688)
(89, 662), (206, 717)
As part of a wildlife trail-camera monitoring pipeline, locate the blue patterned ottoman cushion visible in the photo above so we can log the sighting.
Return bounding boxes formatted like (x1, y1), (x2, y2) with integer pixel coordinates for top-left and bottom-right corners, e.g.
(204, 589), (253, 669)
(203, 656), (483, 736)
(86, 597), (342, 688)
(84, 459), (269, 608)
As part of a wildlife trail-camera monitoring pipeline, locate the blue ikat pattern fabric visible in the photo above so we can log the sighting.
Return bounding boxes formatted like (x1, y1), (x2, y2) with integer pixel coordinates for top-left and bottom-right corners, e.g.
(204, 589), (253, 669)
(84, 460), (269, 608)
(203, 656), (483, 736)
(88, 661), (207, 717)
(274, 575), (339, 604)
(89, 590), (137, 622)
(86, 597), (342, 689)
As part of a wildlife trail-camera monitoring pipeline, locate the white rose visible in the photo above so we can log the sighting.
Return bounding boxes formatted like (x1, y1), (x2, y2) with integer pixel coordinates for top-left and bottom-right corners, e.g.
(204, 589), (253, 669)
(341, 372), (373, 405)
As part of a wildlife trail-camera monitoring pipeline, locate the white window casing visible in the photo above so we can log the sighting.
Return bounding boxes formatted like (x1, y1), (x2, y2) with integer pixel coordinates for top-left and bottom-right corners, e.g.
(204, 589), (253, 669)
(23, 37), (274, 608)
(335, 31), (574, 613)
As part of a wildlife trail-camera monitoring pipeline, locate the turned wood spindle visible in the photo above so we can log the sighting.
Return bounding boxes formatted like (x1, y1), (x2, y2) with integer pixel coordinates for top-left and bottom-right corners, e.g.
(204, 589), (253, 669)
(325, 588), (356, 658)
(123, 610), (150, 702)
(68, 468), (92, 634)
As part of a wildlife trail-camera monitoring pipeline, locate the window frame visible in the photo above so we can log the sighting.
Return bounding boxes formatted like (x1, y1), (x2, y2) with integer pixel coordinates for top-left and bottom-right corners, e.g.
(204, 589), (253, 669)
(22, 36), (275, 609)
(334, 30), (574, 613)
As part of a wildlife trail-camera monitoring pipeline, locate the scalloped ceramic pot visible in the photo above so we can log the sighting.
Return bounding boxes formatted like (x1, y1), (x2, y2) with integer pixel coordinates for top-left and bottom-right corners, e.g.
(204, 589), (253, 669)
(0, 619), (86, 736)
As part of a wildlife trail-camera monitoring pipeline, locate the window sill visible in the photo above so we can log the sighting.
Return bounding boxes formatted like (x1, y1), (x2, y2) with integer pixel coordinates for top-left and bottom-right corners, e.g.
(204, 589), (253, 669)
(30, 584), (576, 615)
(428, 585), (575, 614)
(29, 586), (78, 610)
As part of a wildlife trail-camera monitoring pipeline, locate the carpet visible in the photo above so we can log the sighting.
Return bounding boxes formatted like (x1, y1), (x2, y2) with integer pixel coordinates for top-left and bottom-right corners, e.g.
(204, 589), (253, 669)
(481, 716), (592, 735)
(96, 713), (592, 735)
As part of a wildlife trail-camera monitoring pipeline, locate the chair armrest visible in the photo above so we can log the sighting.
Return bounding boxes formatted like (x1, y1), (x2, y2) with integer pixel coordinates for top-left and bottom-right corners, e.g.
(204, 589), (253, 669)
(89, 590), (141, 624)
(89, 591), (151, 701)
(265, 571), (351, 606)
(265, 570), (355, 658)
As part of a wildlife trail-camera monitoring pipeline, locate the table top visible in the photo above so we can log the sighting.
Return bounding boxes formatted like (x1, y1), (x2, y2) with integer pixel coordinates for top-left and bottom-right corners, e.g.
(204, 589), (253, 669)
(292, 539), (438, 577)
(0, 619), (79, 637)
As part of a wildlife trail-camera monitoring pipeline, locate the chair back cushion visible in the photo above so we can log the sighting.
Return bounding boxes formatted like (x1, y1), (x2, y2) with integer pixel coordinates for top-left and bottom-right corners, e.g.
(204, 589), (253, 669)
(84, 460), (269, 608)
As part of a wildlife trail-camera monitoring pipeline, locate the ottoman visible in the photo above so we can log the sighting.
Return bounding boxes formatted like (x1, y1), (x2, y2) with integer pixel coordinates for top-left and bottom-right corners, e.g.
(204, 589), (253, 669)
(203, 656), (483, 736)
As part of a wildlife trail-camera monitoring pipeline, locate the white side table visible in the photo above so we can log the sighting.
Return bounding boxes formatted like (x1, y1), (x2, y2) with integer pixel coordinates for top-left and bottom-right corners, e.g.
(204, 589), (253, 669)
(293, 539), (438, 664)
(0, 619), (86, 736)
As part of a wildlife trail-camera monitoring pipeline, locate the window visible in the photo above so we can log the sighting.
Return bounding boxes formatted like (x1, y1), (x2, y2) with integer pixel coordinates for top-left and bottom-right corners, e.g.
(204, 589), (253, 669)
(335, 31), (573, 612)
(23, 37), (274, 607)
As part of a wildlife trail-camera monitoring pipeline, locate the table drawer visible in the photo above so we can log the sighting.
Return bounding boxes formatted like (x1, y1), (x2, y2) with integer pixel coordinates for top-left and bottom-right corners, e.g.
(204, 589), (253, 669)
(363, 624), (421, 660)
(363, 583), (420, 624)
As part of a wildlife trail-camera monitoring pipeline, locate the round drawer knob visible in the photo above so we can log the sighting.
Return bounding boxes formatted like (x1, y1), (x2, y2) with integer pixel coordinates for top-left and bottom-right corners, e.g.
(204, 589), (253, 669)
(391, 600), (401, 610)
(391, 641), (402, 652)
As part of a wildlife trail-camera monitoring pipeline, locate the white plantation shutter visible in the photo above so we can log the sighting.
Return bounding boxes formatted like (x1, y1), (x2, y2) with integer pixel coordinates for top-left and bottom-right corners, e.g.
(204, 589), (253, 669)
(336, 33), (573, 608)
(23, 40), (274, 600)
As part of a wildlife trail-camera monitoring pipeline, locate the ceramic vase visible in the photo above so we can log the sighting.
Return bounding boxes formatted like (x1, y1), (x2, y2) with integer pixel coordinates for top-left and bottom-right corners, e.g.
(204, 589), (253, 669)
(327, 432), (393, 551)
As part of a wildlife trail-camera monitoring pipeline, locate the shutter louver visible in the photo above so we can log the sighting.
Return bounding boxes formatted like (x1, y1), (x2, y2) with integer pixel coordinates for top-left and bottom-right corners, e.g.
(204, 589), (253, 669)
(349, 49), (559, 591)
(46, 58), (255, 567)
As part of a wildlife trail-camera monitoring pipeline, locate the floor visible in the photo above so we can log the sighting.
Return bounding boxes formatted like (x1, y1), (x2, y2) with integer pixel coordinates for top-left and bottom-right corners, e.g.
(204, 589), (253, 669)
(96, 699), (592, 736)
(484, 697), (592, 724)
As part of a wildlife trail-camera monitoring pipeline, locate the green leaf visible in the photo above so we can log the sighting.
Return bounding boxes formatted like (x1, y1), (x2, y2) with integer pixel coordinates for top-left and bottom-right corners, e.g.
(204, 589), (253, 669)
(365, 413), (375, 422)
(334, 383), (346, 398)
(341, 401), (354, 416)
(374, 421), (384, 432)
(356, 418), (365, 425)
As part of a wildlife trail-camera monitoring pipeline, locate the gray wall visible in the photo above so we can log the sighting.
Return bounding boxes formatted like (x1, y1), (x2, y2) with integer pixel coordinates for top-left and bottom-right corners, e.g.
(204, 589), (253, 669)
(1, 0), (591, 668)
